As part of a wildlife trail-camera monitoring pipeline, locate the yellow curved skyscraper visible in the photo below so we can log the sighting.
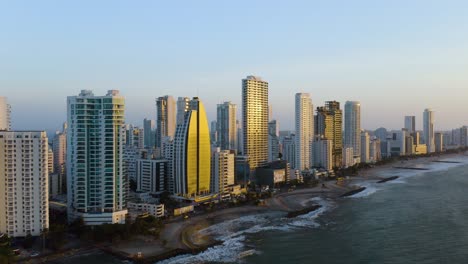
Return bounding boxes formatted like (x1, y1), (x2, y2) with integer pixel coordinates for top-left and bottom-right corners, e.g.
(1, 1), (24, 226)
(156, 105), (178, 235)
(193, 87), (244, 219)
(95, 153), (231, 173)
(174, 97), (211, 198)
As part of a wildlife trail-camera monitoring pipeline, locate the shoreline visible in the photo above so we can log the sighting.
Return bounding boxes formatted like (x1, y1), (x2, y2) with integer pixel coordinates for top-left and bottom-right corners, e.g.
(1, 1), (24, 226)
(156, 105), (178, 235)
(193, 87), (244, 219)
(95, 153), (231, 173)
(48, 152), (468, 263)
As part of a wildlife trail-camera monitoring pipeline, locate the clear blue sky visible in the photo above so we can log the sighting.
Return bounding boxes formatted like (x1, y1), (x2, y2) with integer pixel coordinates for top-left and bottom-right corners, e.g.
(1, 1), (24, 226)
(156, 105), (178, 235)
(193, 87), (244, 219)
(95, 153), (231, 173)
(1, 0), (468, 132)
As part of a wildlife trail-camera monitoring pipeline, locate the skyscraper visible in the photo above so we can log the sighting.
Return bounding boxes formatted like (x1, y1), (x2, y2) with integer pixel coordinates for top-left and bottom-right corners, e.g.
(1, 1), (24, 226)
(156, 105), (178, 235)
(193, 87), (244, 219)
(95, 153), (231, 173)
(173, 97), (211, 198)
(268, 120), (280, 162)
(405, 116), (416, 134)
(316, 101), (343, 168)
(176, 97), (190, 126)
(217, 102), (237, 151)
(242, 76), (269, 171)
(360, 131), (370, 163)
(423, 109), (435, 153)
(156, 96), (176, 148)
(0, 131), (49, 237)
(0, 97), (11, 131)
(143, 118), (156, 148)
(295, 93), (314, 171)
(344, 101), (361, 161)
(67, 90), (127, 225)
(53, 126), (67, 194)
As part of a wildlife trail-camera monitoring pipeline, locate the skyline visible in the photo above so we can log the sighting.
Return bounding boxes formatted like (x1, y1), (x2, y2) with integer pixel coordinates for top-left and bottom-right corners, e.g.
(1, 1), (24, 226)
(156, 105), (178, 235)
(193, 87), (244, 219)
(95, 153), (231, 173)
(2, 1), (468, 131)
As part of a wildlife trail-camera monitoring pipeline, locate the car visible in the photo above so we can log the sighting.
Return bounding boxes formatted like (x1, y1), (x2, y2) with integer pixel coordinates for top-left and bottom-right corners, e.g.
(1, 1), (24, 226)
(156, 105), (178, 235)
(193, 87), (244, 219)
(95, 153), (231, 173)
(30, 251), (40, 257)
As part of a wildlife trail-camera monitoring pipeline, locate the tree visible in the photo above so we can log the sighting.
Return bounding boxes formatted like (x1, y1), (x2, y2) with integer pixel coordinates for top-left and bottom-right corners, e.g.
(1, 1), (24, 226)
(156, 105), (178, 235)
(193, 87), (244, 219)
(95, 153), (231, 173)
(22, 234), (35, 249)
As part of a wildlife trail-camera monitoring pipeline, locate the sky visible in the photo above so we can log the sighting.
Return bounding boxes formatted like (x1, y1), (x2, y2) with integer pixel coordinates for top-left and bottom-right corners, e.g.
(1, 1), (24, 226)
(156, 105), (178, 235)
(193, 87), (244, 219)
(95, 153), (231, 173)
(1, 0), (468, 133)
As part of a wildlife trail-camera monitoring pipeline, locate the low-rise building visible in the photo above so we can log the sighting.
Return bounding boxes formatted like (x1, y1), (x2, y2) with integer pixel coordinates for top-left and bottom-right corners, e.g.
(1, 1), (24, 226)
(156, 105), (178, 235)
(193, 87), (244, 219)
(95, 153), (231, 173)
(127, 202), (165, 219)
(255, 160), (290, 187)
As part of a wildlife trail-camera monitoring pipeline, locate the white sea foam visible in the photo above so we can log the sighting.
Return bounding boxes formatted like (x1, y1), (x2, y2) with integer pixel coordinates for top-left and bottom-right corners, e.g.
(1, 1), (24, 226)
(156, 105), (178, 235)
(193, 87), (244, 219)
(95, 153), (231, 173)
(157, 157), (468, 263)
(157, 235), (248, 264)
(346, 182), (379, 198)
(288, 197), (334, 228)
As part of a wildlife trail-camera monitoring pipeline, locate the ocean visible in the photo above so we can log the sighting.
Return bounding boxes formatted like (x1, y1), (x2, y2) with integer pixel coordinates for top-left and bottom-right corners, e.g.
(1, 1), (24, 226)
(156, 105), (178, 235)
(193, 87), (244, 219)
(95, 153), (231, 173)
(160, 156), (468, 264)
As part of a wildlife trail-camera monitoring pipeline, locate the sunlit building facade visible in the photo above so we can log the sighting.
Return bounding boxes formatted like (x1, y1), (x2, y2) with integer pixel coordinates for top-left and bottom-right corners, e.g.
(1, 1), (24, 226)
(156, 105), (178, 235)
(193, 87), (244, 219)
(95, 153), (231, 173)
(173, 97), (211, 197)
(242, 76), (269, 171)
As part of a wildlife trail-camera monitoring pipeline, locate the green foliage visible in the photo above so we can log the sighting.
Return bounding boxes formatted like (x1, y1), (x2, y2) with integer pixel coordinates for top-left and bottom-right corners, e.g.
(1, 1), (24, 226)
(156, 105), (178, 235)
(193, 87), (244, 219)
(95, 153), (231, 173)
(0, 235), (13, 264)
(45, 224), (67, 250)
(22, 234), (35, 249)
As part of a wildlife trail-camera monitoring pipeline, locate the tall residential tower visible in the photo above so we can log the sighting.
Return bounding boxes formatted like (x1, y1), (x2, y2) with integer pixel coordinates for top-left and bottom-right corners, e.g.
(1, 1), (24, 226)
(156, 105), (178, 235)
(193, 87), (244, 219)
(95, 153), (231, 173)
(0, 131), (49, 237)
(0, 97), (11, 130)
(242, 76), (269, 171)
(217, 102), (237, 151)
(316, 101), (343, 168)
(344, 101), (361, 162)
(423, 109), (435, 153)
(295, 93), (314, 171)
(156, 96), (176, 148)
(67, 90), (127, 225)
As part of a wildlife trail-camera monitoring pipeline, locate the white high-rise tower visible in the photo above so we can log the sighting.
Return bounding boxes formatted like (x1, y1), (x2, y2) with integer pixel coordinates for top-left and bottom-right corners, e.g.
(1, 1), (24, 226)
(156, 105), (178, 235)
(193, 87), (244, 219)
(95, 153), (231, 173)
(295, 93), (314, 170)
(424, 109), (435, 153)
(0, 97), (11, 131)
(67, 90), (127, 225)
(0, 131), (49, 237)
(344, 101), (361, 161)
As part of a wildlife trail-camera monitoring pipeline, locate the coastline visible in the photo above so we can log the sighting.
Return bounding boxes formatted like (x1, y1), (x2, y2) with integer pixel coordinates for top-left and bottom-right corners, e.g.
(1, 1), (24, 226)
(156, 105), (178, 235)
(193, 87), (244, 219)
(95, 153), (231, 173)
(151, 152), (468, 263)
(46, 152), (468, 264)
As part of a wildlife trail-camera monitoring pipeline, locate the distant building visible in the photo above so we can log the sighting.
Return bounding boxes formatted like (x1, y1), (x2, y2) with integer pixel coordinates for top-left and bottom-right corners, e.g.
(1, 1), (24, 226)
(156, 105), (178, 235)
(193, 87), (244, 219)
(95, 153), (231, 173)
(313, 138), (333, 172)
(344, 101), (361, 161)
(423, 109), (435, 153)
(210, 120), (218, 146)
(0, 131), (49, 237)
(125, 125), (144, 149)
(242, 76), (269, 171)
(0, 97), (11, 131)
(316, 101), (342, 168)
(374, 127), (388, 142)
(48, 147), (54, 174)
(217, 102), (237, 151)
(156, 96), (176, 148)
(387, 130), (407, 157)
(136, 159), (169, 193)
(234, 155), (250, 186)
(176, 97), (190, 126)
(52, 126), (67, 194)
(123, 147), (145, 181)
(143, 118), (156, 149)
(405, 116), (416, 134)
(295, 93), (314, 171)
(342, 147), (354, 168)
(173, 98), (211, 198)
(435, 133), (444, 152)
(360, 131), (370, 163)
(255, 160), (290, 187)
(268, 120), (280, 162)
(369, 139), (381, 162)
(282, 134), (296, 169)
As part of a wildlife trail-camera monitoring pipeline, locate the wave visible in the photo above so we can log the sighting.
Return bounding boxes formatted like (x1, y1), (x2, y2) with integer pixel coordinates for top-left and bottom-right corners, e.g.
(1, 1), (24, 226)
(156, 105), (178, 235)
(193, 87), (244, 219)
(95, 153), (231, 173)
(157, 158), (468, 263)
(156, 198), (335, 264)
